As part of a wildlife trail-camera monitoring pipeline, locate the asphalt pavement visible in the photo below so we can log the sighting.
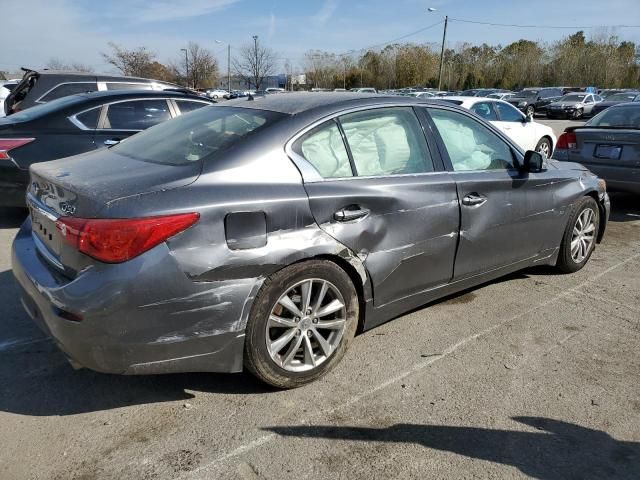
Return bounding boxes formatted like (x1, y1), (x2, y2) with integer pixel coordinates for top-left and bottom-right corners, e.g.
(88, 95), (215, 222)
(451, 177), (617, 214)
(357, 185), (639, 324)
(0, 190), (639, 478)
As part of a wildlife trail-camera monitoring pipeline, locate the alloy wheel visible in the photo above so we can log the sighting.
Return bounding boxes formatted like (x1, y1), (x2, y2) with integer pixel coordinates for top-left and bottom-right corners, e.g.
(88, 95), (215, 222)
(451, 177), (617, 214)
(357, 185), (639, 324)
(266, 278), (347, 372)
(537, 140), (550, 158)
(571, 208), (596, 263)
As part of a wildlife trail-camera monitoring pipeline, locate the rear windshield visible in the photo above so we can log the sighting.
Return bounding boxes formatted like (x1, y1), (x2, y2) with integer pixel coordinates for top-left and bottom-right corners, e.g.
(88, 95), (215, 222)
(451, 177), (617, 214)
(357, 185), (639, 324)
(607, 93), (640, 102)
(0, 94), (85, 123)
(514, 90), (538, 99)
(111, 106), (285, 165)
(587, 105), (640, 128)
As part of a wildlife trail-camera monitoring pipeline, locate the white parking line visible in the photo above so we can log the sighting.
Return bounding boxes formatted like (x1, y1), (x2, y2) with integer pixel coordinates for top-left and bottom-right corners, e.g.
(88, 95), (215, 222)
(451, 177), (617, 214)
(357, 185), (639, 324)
(178, 252), (640, 480)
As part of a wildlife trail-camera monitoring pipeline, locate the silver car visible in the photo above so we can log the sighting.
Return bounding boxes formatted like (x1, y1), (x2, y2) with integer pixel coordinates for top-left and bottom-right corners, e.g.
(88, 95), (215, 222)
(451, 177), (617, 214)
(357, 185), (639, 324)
(547, 93), (603, 119)
(12, 93), (610, 388)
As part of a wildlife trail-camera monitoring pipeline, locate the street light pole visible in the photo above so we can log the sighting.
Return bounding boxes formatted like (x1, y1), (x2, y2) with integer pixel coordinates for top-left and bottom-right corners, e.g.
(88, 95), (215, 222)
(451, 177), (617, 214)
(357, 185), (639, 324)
(437, 16), (448, 91)
(252, 35), (259, 90)
(227, 43), (231, 92)
(429, 7), (448, 91)
(181, 48), (189, 88)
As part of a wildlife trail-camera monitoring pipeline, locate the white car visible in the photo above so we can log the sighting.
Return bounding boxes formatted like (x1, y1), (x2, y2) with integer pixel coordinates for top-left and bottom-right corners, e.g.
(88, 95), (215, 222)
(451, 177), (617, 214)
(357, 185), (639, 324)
(265, 87), (285, 94)
(206, 89), (229, 99)
(441, 96), (556, 156)
(0, 80), (19, 118)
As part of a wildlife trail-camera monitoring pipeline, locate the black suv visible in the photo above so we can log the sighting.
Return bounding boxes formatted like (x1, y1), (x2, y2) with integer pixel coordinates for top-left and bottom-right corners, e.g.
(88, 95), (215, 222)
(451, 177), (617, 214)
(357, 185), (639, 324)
(4, 68), (179, 115)
(507, 87), (563, 116)
(0, 89), (214, 207)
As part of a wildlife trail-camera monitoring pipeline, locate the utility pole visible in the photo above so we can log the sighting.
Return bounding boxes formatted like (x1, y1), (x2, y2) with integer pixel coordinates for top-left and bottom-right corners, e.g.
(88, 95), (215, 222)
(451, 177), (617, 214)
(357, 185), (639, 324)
(181, 48), (189, 88)
(437, 16), (448, 91)
(227, 44), (231, 92)
(252, 35), (259, 90)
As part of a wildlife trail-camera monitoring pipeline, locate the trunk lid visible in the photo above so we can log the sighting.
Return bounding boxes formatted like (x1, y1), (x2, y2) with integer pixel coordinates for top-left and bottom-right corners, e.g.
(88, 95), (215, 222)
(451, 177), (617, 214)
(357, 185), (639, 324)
(4, 70), (38, 115)
(27, 148), (201, 276)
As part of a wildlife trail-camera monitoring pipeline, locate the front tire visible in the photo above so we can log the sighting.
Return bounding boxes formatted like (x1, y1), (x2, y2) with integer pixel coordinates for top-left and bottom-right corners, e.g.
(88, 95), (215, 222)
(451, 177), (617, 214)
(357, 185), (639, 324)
(244, 260), (359, 388)
(526, 105), (535, 117)
(556, 196), (600, 273)
(571, 108), (583, 120)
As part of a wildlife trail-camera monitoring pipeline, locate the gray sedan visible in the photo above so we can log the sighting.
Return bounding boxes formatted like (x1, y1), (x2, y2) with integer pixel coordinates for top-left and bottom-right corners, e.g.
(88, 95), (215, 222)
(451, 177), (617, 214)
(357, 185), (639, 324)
(12, 93), (610, 388)
(553, 102), (640, 194)
(546, 93), (603, 119)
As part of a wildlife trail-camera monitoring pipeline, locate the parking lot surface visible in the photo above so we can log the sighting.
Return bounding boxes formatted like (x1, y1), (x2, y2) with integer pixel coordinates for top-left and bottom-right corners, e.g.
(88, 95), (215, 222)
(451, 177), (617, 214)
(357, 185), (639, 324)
(1, 193), (639, 478)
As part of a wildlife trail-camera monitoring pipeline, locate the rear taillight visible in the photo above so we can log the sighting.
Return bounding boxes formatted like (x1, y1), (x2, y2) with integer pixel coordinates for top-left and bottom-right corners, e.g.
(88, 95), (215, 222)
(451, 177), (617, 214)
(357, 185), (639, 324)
(55, 213), (199, 263)
(556, 131), (577, 150)
(0, 138), (34, 160)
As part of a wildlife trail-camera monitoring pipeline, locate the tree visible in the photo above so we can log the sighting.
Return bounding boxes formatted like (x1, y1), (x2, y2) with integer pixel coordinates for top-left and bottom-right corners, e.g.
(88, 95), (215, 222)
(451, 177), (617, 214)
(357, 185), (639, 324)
(233, 38), (277, 90)
(180, 42), (218, 89)
(101, 42), (156, 77)
(46, 58), (93, 73)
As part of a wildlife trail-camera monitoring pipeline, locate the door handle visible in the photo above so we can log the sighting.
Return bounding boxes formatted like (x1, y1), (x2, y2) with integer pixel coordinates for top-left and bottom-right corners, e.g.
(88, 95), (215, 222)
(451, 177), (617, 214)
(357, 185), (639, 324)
(104, 139), (120, 146)
(334, 206), (370, 222)
(462, 193), (487, 207)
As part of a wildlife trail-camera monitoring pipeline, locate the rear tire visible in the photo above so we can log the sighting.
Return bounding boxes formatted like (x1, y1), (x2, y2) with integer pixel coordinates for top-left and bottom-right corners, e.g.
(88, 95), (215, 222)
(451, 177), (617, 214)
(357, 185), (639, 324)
(244, 260), (359, 389)
(535, 138), (552, 158)
(556, 196), (600, 273)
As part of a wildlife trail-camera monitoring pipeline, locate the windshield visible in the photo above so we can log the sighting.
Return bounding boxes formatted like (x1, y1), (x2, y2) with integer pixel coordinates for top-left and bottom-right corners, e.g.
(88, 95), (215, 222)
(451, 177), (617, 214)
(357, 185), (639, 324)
(586, 105), (640, 128)
(112, 106), (285, 165)
(607, 93), (639, 102)
(559, 94), (586, 102)
(514, 90), (538, 99)
(0, 94), (85, 123)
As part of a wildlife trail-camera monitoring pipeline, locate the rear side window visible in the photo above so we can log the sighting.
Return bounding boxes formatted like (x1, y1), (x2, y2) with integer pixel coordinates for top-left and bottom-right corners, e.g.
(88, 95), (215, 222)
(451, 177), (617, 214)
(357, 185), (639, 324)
(112, 106), (284, 165)
(106, 82), (153, 91)
(293, 121), (353, 178)
(175, 100), (209, 114)
(39, 82), (98, 102)
(339, 107), (434, 176)
(428, 108), (515, 171)
(75, 107), (100, 129)
(104, 99), (171, 130)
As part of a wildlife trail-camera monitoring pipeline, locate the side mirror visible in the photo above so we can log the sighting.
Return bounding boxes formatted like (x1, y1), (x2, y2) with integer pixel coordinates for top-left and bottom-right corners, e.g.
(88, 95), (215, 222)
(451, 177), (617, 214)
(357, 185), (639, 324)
(523, 150), (545, 173)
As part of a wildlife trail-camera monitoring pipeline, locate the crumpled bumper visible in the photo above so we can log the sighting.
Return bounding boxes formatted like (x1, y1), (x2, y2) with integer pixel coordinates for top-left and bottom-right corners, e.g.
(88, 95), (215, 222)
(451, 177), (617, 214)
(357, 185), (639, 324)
(11, 218), (257, 375)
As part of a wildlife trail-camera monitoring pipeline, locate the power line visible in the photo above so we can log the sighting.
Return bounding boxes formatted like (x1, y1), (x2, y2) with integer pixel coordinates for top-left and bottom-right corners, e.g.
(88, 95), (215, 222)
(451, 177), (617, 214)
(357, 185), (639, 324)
(449, 18), (640, 29)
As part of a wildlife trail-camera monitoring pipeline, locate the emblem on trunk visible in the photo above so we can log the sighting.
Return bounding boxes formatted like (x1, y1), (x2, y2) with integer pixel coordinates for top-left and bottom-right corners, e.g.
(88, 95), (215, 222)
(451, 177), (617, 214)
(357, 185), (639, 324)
(60, 202), (76, 216)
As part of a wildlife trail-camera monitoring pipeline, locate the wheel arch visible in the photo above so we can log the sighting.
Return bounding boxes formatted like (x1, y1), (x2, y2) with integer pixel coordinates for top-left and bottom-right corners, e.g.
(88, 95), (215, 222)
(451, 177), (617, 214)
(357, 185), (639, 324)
(584, 190), (607, 243)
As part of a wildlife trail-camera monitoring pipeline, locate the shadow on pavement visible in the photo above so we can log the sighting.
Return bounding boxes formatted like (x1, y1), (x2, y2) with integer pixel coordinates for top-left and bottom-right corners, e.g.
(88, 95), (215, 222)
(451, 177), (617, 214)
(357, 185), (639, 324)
(265, 417), (639, 480)
(608, 193), (640, 223)
(0, 207), (27, 229)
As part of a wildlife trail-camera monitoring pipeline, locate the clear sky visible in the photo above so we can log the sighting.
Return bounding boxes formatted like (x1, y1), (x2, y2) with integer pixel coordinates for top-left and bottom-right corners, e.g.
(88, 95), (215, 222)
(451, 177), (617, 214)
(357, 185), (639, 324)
(3, 0), (640, 75)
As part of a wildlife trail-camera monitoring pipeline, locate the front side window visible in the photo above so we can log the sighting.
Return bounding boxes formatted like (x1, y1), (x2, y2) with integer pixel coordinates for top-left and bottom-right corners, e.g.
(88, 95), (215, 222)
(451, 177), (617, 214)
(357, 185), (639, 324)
(112, 106), (284, 165)
(495, 102), (524, 122)
(104, 99), (171, 130)
(293, 121), (352, 178)
(428, 108), (515, 171)
(339, 107), (434, 176)
(40, 82), (98, 102)
(470, 102), (498, 121)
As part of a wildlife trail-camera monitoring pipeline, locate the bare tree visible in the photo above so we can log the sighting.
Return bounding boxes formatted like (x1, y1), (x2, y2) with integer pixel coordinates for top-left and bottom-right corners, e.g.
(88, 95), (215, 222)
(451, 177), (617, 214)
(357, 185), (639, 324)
(175, 42), (218, 89)
(233, 38), (277, 90)
(101, 42), (156, 77)
(46, 58), (93, 73)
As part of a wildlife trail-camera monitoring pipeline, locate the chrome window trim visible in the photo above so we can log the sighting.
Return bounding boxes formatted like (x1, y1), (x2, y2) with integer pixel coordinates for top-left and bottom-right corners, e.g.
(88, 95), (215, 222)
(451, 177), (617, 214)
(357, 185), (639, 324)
(67, 105), (103, 131)
(284, 102), (435, 183)
(35, 81), (98, 103)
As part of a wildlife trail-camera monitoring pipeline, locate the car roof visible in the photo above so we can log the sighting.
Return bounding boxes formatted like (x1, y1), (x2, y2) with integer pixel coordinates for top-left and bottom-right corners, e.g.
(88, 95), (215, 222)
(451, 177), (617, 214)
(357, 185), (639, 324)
(72, 89), (209, 101)
(222, 92), (421, 115)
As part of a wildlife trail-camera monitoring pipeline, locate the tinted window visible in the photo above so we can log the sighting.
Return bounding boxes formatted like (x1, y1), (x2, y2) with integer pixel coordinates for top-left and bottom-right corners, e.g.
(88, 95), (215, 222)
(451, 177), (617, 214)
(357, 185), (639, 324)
(40, 82), (98, 102)
(470, 102), (498, 121)
(429, 108), (515, 171)
(112, 106), (284, 165)
(106, 82), (153, 91)
(607, 93), (638, 102)
(104, 99), (171, 130)
(340, 107), (434, 176)
(560, 94), (586, 102)
(495, 102), (524, 122)
(175, 100), (209, 114)
(294, 121), (352, 178)
(75, 107), (100, 129)
(587, 105), (640, 128)
(0, 94), (86, 124)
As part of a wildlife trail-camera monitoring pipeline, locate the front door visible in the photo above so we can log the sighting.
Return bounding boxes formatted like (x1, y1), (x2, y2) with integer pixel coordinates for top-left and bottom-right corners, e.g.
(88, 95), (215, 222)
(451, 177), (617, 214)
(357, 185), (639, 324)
(290, 106), (460, 307)
(425, 105), (559, 280)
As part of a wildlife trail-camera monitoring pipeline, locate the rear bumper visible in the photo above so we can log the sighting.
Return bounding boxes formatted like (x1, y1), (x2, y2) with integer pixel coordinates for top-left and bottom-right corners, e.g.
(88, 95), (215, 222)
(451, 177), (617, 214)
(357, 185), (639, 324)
(0, 163), (28, 207)
(11, 218), (256, 375)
